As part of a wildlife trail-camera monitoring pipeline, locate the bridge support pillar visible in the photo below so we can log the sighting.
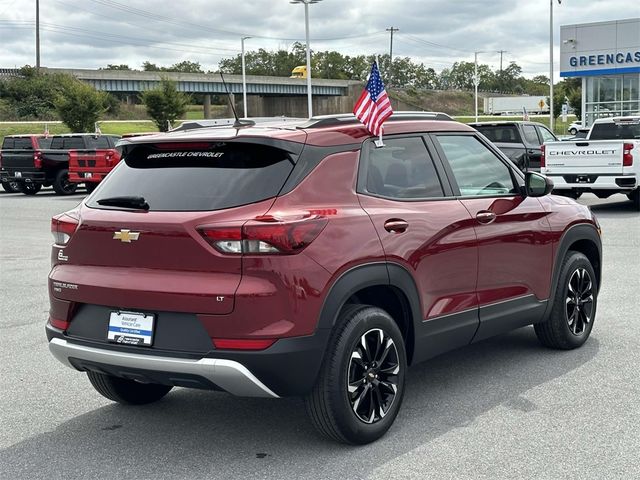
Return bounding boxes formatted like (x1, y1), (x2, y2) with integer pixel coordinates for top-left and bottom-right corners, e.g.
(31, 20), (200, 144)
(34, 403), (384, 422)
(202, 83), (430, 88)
(203, 94), (211, 119)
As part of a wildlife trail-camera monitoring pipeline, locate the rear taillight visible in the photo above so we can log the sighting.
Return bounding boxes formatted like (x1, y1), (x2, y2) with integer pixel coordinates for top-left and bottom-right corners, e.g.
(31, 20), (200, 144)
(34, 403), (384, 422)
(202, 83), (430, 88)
(623, 143), (633, 167)
(105, 149), (117, 167)
(199, 215), (328, 255)
(33, 151), (43, 169)
(51, 212), (79, 246)
(540, 145), (546, 168)
(212, 338), (276, 350)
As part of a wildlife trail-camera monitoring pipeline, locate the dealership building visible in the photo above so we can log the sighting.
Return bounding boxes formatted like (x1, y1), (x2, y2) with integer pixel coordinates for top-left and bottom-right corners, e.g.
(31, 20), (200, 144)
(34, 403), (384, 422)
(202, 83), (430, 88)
(560, 18), (640, 126)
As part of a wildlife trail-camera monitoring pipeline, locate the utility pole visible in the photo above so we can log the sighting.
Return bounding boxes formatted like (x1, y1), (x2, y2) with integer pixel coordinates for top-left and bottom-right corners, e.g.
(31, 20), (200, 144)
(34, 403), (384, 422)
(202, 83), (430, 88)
(36, 0), (40, 69)
(386, 26), (399, 84)
(497, 50), (507, 73)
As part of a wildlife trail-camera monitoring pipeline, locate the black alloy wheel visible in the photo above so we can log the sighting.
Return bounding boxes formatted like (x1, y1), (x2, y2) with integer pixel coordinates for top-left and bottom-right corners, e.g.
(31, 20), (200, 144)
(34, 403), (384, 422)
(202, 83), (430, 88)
(565, 268), (594, 336)
(347, 328), (400, 424)
(18, 182), (42, 195)
(53, 169), (77, 195)
(534, 251), (597, 349)
(305, 304), (407, 444)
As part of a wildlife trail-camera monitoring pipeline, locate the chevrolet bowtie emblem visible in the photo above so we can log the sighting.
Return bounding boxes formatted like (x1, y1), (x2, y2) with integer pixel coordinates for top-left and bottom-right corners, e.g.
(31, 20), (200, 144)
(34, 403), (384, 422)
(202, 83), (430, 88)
(113, 229), (140, 243)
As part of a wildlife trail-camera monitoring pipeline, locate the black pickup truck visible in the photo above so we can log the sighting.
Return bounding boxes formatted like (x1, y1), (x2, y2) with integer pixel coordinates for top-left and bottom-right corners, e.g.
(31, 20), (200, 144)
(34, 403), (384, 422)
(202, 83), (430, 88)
(0, 134), (119, 195)
(468, 121), (558, 172)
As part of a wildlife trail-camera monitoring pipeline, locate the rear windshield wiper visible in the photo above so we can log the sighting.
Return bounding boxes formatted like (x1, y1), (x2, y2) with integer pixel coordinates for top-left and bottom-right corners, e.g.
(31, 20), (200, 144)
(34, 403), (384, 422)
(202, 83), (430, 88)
(96, 196), (150, 210)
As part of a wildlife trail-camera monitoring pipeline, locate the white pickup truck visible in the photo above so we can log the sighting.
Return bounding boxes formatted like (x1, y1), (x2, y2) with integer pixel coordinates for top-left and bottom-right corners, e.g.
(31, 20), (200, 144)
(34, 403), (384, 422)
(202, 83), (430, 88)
(541, 116), (640, 210)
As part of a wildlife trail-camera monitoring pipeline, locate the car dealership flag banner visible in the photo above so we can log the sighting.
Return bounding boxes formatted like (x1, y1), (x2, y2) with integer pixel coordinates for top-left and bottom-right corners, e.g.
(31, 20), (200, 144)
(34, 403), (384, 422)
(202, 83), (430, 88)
(353, 61), (393, 137)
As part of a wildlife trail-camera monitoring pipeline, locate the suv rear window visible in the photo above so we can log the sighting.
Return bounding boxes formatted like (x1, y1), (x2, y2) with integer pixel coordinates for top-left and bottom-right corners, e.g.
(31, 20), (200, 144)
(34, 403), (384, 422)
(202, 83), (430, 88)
(589, 122), (640, 140)
(88, 142), (295, 211)
(473, 125), (521, 143)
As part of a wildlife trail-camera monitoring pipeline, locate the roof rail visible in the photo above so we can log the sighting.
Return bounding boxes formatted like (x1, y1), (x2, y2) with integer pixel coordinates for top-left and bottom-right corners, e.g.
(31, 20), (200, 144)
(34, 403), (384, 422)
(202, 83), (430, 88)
(298, 111), (454, 129)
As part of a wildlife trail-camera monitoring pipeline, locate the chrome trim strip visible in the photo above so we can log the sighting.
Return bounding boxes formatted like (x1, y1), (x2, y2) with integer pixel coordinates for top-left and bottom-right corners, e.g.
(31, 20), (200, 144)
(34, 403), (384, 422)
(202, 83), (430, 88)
(422, 306), (477, 323)
(422, 295), (548, 323)
(48, 338), (279, 398)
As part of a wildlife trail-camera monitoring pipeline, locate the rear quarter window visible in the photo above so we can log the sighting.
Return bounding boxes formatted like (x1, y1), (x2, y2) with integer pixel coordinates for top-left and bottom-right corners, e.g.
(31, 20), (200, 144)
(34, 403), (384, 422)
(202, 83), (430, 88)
(474, 125), (521, 144)
(88, 142), (295, 212)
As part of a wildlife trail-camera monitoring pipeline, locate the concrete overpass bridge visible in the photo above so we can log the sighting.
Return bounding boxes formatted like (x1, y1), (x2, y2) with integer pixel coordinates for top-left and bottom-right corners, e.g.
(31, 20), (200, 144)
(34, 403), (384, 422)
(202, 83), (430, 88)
(0, 67), (360, 117)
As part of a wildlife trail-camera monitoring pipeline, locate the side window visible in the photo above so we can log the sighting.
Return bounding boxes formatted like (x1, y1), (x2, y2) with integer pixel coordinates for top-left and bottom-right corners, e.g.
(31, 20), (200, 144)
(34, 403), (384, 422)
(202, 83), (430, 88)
(64, 137), (86, 149)
(435, 135), (517, 197)
(363, 137), (444, 199)
(521, 125), (541, 145)
(2, 138), (14, 149)
(537, 126), (556, 143)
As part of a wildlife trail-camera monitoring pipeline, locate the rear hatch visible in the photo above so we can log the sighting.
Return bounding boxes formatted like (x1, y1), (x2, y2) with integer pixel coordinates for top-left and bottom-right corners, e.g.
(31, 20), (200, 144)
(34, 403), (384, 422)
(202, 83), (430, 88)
(544, 140), (624, 175)
(50, 140), (299, 315)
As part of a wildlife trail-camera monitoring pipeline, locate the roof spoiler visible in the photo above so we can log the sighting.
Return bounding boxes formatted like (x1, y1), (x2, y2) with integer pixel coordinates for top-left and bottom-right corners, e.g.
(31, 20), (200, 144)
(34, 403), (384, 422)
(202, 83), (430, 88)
(297, 111), (454, 129)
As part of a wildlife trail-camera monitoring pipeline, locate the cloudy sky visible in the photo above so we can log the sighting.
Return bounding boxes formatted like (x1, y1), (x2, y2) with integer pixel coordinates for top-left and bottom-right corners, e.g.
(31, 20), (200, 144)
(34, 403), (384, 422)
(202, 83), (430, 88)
(1, 0), (638, 79)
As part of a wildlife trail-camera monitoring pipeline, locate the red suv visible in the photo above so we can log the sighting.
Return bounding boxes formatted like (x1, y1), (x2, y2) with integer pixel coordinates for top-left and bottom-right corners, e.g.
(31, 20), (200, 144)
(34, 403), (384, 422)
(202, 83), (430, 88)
(46, 113), (602, 444)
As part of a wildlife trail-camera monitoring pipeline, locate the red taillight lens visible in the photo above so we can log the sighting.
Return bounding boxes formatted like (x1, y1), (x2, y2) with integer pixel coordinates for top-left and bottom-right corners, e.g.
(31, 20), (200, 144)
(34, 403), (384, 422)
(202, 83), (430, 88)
(199, 216), (328, 255)
(51, 212), (79, 245)
(33, 151), (43, 169)
(623, 143), (633, 167)
(49, 317), (70, 330)
(213, 338), (276, 350)
(540, 145), (546, 168)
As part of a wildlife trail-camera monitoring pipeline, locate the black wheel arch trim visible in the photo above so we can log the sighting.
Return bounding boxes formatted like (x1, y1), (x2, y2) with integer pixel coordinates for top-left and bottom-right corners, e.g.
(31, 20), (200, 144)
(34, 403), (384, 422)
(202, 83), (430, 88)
(543, 222), (602, 320)
(316, 261), (423, 364)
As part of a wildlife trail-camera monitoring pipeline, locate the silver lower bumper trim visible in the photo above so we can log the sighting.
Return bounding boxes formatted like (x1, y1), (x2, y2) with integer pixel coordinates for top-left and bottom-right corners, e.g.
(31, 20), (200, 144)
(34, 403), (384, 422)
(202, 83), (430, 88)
(48, 338), (279, 398)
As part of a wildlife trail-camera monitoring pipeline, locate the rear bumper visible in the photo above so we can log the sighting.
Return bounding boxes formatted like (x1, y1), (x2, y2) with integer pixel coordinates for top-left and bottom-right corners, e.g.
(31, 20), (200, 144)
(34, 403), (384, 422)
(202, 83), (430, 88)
(49, 337), (279, 397)
(69, 171), (105, 183)
(46, 323), (331, 397)
(547, 174), (637, 191)
(0, 169), (45, 182)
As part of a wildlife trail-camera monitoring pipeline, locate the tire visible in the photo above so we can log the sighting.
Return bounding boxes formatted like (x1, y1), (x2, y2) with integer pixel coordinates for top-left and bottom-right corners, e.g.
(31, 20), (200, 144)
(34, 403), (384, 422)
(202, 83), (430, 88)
(305, 304), (407, 444)
(85, 182), (98, 194)
(87, 371), (172, 405)
(569, 128), (577, 135)
(1, 180), (20, 193)
(628, 189), (640, 211)
(17, 182), (42, 195)
(534, 251), (598, 349)
(52, 169), (77, 195)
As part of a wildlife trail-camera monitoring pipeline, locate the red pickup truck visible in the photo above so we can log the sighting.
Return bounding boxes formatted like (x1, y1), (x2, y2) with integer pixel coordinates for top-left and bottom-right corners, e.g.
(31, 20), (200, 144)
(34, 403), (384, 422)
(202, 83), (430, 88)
(68, 135), (121, 192)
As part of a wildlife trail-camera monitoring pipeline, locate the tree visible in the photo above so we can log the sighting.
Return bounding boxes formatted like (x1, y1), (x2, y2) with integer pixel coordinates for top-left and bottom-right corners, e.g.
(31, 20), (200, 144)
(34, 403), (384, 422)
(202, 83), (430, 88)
(102, 64), (131, 70)
(142, 60), (204, 73)
(54, 78), (108, 132)
(141, 78), (189, 132)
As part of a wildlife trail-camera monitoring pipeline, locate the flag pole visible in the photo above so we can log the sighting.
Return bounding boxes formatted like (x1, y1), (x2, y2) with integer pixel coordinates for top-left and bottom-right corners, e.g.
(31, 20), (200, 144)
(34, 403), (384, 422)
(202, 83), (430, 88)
(374, 54), (385, 148)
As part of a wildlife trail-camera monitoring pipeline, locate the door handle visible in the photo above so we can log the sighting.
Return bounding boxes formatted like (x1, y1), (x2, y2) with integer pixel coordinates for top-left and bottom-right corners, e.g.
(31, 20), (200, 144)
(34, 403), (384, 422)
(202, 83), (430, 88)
(384, 219), (409, 233)
(475, 211), (497, 225)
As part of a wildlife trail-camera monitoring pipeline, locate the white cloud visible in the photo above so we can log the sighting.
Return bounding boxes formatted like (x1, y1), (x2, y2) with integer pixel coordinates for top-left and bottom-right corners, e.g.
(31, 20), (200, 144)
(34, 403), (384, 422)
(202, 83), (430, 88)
(1, 0), (637, 79)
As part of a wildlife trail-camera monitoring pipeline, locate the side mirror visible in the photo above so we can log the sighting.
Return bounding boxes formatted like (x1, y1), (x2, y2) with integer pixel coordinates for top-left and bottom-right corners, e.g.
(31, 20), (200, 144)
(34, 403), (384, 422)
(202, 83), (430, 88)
(524, 172), (554, 197)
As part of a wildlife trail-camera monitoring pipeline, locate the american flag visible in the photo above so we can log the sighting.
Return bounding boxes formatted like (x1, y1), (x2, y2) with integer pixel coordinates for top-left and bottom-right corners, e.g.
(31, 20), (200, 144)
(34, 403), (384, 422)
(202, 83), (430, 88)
(353, 61), (393, 136)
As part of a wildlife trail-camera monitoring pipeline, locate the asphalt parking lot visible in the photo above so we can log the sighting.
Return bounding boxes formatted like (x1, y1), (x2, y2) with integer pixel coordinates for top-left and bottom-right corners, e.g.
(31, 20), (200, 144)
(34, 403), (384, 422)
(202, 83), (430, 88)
(1, 189), (638, 480)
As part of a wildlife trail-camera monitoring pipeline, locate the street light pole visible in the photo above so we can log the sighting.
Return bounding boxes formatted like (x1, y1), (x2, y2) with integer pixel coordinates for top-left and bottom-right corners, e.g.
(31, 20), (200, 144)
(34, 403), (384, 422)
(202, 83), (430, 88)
(291, 0), (322, 118)
(36, 0), (40, 69)
(241, 36), (251, 118)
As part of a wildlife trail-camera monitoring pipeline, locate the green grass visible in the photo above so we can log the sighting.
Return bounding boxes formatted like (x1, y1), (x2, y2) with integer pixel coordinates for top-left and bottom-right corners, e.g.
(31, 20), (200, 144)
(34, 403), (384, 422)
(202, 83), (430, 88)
(0, 121), (159, 144)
